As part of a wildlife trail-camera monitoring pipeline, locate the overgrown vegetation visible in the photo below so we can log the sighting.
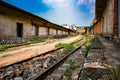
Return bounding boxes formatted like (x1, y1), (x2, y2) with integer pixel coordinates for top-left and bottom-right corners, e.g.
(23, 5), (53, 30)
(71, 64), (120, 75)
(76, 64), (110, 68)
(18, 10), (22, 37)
(84, 35), (91, 47)
(67, 36), (73, 38)
(84, 46), (90, 59)
(83, 35), (91, 59)
(55, 43), (75, 54)
(64, 68), (72, 76)
(108, 65), (120, 80)
(68, 59), (75, 69)
(0, 44), (16, 51)
(64, 59), (76, 80)
(30, 37), (45, 43)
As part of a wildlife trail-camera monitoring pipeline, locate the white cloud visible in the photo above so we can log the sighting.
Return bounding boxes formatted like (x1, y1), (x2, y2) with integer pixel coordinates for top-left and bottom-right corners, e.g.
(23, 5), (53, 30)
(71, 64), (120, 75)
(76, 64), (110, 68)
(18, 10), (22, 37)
(39, 0), (94, 26)
(77, 0), (86, 5)
(77, 0), (95, 14)
(43, 0), (70, 8)
(77, 0), (95, 5)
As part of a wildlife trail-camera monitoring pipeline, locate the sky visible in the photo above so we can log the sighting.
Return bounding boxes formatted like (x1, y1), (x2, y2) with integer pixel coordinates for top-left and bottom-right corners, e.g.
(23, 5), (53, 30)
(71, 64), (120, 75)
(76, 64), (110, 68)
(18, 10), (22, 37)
(4, 0), (95, 26)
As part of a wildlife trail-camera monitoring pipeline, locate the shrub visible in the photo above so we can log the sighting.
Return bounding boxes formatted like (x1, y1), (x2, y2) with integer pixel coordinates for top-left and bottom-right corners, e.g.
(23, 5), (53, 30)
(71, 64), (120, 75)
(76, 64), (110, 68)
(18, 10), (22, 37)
(0, 44), (17, 51)
(55, 43), (64, 48)
(84, 35), (91, 47)
(0, 45), (8, 51)
(55, 43), (74, 54)
(30, 37), (45, 43)
(109, 65), (120, 80)
(84, 46), (90, 59)
(62, 43), (74, 54)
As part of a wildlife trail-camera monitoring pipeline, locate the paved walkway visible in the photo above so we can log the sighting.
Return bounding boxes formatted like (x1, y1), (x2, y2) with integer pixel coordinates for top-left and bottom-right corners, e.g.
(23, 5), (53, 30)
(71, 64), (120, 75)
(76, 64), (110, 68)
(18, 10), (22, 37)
(98, 36), (120, 66)
(79, 35), (120, 80)
(0, 36), (81, 67)
(87, 35), (120, 67)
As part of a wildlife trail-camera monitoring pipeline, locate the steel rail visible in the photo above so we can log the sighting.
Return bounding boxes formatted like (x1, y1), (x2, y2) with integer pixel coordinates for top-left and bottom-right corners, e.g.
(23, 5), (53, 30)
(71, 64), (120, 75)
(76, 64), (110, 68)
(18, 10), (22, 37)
(0, 38), (83, 69)
(33, 44), (83, 80)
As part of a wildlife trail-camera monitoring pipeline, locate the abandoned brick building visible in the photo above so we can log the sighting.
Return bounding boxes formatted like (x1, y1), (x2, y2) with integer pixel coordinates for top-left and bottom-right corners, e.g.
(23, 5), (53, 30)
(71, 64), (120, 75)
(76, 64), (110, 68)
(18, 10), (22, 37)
(94, 0), (120, 40)
(0, 1), (76, 44)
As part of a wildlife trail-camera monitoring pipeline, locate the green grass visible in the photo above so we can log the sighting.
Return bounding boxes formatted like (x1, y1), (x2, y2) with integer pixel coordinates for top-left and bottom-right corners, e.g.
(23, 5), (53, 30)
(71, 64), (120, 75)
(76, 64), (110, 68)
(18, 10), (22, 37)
(30, 37), (45, 43)
(84, 35), (91, 47)
(64, 68), (72, 76)
(83, 35), (92, 59)
(0, 44), (16, 51)
(55, 43), (75, 54)
(75, 43), (81, 48)
(68, 59), (75, 69)
(108, 65), (120, 80)
(55, 43), (64, 48)
(67, 36), (73, 38)
(84, 46), (90, 59)
(62, 44), (75, 54)
(0, 45), (8, 51)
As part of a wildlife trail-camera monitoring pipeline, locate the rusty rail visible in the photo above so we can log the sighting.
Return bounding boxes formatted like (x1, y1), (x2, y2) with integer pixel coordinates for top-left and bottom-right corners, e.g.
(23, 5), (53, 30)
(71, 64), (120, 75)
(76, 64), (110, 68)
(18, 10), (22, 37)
(33, 44), (83, 80)
(0, 38), (83, 69)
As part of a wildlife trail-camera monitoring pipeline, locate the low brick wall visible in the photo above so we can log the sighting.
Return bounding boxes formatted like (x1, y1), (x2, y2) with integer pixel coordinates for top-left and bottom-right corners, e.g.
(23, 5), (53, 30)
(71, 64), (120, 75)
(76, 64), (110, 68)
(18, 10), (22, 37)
(0, 35), (69, 44)
(0, 37), (32, 44)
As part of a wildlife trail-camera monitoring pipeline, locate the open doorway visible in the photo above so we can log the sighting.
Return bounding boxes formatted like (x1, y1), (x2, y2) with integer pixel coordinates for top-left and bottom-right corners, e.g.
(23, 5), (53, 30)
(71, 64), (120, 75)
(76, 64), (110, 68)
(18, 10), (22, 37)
(35, 26), (39, 36)
(17, 23), (23, 37)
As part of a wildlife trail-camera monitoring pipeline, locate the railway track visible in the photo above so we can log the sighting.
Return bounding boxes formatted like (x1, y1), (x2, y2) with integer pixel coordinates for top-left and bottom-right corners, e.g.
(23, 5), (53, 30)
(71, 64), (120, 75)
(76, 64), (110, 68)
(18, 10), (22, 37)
(0, 37), (85, 80)
(44, 44), (84, 80)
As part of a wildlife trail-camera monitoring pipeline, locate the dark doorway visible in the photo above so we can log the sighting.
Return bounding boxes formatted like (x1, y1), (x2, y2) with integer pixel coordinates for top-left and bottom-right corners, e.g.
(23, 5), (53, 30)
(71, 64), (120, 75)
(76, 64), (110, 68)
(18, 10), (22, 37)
(48, 27), (50, 35)
(56, 29), (58, 36)
(17, 23), (23, 37)
(35, 26), (39, 36)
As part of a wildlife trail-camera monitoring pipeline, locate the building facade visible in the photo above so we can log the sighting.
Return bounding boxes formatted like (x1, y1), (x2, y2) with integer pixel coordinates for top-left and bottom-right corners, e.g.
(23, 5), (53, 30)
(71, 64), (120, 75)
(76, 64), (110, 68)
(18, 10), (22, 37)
(119, 0), (120, 38)
(0, 1), (76, 44)
(95, 0), (119, 39)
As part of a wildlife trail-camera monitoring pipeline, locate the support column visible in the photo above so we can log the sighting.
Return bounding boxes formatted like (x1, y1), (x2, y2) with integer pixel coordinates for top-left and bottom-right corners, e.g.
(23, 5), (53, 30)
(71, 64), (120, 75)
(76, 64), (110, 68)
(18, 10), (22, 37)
(118, 0), (120, 38)
(112, 0), (118, 38)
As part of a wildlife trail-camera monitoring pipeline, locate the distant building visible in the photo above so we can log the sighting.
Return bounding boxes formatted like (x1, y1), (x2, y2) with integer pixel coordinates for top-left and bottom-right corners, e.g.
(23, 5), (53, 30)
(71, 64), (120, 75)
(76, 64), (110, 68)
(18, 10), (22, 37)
(62, 24), (70, 29)
(0, 1), (76, 44)
(76, 27), (85, 35)
(69, 24), (77, 31)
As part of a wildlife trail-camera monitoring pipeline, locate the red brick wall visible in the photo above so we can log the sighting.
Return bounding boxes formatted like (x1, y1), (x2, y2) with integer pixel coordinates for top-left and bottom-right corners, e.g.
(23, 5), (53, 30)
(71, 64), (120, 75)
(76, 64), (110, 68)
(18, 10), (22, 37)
(112, 0), (118, 38)
(94, 21), (101, 34)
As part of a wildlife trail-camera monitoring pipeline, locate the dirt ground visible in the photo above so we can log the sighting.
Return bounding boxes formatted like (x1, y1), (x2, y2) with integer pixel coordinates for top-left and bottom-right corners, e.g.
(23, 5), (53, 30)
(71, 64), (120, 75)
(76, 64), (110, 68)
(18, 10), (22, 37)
(0, 36), (81, 67)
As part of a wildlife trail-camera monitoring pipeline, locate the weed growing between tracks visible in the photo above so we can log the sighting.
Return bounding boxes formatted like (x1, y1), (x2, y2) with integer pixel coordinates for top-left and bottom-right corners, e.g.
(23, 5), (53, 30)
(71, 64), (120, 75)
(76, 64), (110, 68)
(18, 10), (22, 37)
(83, 35), (92, 59)
(55, 43), (75, 54)
(108, 65), (120, 80)
(64, 59), (79, 80)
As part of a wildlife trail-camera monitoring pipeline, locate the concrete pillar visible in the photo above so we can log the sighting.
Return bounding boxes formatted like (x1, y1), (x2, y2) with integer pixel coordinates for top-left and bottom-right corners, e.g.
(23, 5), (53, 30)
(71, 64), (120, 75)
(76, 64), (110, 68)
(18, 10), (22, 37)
(118, 0), (120, 38)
